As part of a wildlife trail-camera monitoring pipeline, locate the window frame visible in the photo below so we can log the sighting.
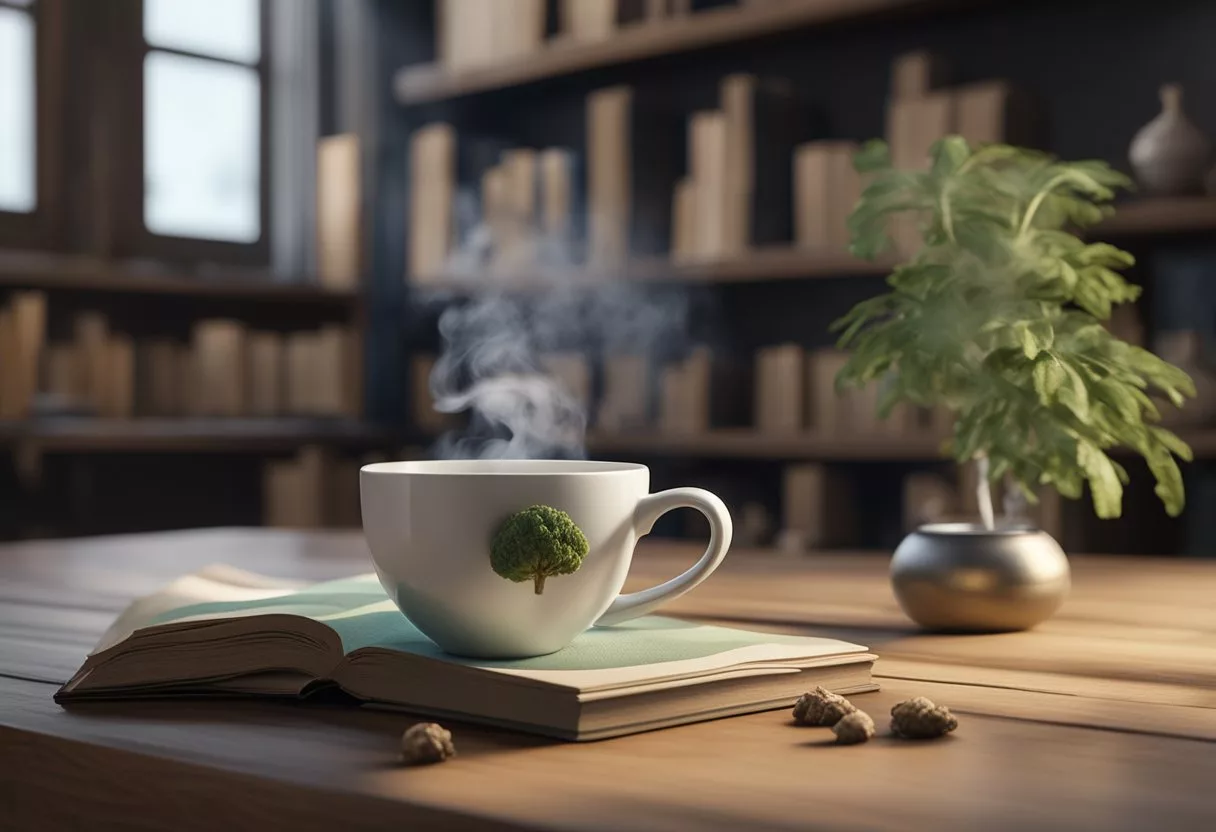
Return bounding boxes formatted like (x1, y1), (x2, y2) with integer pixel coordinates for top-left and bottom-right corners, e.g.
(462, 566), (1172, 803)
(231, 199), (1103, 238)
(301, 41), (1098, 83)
(114, 0), (272, 266)
(0, 0), (66, 250)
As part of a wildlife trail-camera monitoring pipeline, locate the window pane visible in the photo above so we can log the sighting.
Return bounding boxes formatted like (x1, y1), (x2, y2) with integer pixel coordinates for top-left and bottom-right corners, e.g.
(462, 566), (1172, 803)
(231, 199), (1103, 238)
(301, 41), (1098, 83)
(145, 0), (260, 64)
(0, 7), (36, 213)
(145, 52), (260, 242)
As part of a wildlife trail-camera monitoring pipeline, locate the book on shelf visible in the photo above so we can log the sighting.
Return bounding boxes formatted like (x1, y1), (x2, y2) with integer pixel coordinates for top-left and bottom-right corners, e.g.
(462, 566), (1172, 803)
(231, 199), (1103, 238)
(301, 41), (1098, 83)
(806, 348), (849, 437)
(316, 133), (362, 291)
(541, 353), (592, 415)
(0, 291), (45, 419)
(689, 109), (729, 261)
(587, 86), (632, 267)
(408, 123), (457, 282)
(794, 141), (862, 252)
(890, 50), (950, 100)
(247, 332), (285, 417)
(264, 445), (336, 528)
(538, 147), (584, 263)
(176, 339), (201, 418)
(102, 335), (135, 420)
(143, 338), (183, 417)
(56, 567), (878, 741)
(44, 343), (78, 407)
(597, 353), (650, 431)
(587, 85), (683, 266)
(559, 0), (617, 42)
(954, 80), (1038, 149)
(780, 464), (856, 552)
(497, 0), (546, 60)
(438, 0), (544, 69)
(194, 320), (248, 418)
(74, 311), (110, 417)
(755, 344), (804, 433)
(497, 148), (539, 272)
(720, 74), (810, 252)
(670, 176), (698, 261)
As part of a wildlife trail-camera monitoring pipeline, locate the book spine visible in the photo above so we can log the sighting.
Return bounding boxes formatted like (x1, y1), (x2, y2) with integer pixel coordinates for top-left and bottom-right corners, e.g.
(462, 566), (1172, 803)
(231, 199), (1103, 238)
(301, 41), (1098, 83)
(689, 110), (728, 261)
(587, 86), (632, 268)
(316, 133), (362, 291)
(408, 123), (457, 283)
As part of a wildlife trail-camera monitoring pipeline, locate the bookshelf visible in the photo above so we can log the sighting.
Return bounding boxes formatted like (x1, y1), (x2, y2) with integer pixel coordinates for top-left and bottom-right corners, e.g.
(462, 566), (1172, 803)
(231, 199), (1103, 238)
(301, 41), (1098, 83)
(588, 429), (948, 461)
(0, 253), (358, 307)
(412, 197), (1216, 293)
(0, 418), (392, 454)
(1098, 197), (1216, 238)
(585, 428), (1216, 462)
(395, 0), (963, 105)
(377, 0), (1216, 556)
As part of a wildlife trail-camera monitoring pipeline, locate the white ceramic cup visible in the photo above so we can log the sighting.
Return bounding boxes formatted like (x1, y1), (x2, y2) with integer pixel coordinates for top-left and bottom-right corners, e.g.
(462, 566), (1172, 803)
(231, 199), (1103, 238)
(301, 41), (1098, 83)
(360, 459), (733, 658)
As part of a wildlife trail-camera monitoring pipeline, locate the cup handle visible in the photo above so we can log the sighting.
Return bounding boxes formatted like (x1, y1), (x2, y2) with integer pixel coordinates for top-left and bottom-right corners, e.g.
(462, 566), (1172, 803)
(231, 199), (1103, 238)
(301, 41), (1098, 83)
(594, 487), (733, 627)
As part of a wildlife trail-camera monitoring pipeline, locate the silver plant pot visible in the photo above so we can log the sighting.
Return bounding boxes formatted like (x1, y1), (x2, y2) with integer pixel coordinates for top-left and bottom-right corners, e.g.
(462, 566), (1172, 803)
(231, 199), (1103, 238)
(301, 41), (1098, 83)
(890, 523), (1071, 632)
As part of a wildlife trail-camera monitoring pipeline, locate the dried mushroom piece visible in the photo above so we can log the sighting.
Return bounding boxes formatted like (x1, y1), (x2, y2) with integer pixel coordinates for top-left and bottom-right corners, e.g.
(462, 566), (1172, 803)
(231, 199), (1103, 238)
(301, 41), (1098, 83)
(890, 696), (958, 739)
(400, 722), (456, 765)
(792, 686), (858, 726)
(832, 710), (876, 745)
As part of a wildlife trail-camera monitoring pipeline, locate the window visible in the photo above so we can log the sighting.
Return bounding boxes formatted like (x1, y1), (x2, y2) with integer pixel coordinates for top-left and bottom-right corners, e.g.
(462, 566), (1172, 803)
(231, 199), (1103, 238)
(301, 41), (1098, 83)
(0, 1), (36, 214)
(142, 0), (264, 245)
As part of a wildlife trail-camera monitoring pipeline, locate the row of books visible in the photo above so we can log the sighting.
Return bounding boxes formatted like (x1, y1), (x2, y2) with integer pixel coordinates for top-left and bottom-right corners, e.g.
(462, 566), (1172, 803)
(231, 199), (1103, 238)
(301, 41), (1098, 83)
(404, 49), (1028, 282)
(773, 463), (1064, 554)
(409, 125), (581, 280)
(0, 299), (361, 421)
(0, 292), (47, 420)
(410, 349), (748, 435)
(263, 446), (384, 529)
(410, 346), (928, 437)
(436, 0), (713, 73)
(755, 344), (950, 439)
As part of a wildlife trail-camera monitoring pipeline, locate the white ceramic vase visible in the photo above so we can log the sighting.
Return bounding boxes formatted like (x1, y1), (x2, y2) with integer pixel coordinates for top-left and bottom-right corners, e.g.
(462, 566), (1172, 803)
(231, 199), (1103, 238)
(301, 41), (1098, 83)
(1129, 84), (1212, 196)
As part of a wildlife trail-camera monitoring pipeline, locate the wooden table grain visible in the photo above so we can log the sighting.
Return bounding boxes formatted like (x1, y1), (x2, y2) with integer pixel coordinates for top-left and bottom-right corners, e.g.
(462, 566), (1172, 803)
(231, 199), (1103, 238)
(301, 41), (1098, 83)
(1, 528), (1214, 831)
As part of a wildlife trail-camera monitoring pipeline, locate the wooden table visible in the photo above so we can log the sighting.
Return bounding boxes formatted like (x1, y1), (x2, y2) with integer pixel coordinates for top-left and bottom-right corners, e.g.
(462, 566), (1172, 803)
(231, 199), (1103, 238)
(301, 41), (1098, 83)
(2, 529), (1214, 830)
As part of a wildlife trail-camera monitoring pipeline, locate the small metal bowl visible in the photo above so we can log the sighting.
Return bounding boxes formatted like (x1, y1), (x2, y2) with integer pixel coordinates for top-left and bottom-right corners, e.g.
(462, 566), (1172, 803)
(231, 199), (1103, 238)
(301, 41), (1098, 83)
(890, 523), (1071, 632)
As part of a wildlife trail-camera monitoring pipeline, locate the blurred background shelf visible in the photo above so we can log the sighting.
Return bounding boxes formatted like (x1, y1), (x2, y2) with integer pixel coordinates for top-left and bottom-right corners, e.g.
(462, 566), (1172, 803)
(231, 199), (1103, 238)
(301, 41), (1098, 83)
(582, 428), (1216, 462)
(411, 198), (1216, 293)
(0, 253), (358, 307)
(587, 429), (949, 460)
(1098, 197), (1216, 237)
(414, 247), (899, 292)
(395, 0), (962, 104)
(0, 418), (393, 453)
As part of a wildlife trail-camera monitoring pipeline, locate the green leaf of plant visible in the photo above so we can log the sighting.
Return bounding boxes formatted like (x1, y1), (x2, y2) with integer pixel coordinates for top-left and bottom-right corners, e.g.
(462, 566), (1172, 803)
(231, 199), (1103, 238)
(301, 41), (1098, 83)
(1149, 426), (1194, 463)
(853, 139), (891, 173)
(1016, 320), (1054, 359)
(1058, 359), (1091, 422)
(1033, 353), (1066, 405)
(930, 136), (970, 178)
(1077, 441), (1123, 518)
(1146, 449), (1186, 517)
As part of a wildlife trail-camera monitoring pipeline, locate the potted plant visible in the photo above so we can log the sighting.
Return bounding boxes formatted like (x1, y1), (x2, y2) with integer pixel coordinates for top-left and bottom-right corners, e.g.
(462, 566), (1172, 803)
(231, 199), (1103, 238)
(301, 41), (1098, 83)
(834, 136), (1196, 631)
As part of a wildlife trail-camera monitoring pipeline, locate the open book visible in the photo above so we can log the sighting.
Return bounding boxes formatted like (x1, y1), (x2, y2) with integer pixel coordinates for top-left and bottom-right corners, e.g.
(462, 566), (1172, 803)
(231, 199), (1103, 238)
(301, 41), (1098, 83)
(57, 566), (878, 741)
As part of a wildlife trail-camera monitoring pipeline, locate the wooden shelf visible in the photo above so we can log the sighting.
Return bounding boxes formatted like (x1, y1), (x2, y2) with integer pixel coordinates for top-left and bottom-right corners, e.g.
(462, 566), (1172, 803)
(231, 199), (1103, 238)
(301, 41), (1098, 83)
(0, 253), (359, 307)
(586, 429), (949, 461)
(413, 247), (897, 292)
(0, 418), (394, 453)
(583, 427), (1216, 462)
(1096, 197), (1216, 237)
(409, 197), (1216, 293)
(395, 0), (953, 105)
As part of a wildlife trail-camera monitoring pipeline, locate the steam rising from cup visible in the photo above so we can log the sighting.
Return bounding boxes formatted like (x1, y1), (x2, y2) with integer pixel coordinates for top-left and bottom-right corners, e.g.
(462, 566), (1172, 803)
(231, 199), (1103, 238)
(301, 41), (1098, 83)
(425, 185), (690, 461)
